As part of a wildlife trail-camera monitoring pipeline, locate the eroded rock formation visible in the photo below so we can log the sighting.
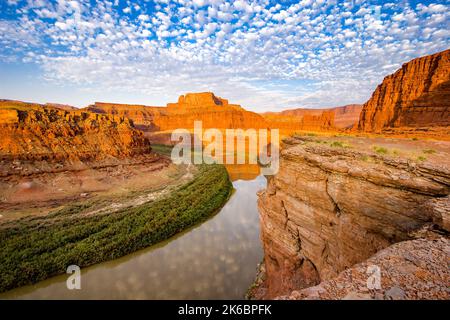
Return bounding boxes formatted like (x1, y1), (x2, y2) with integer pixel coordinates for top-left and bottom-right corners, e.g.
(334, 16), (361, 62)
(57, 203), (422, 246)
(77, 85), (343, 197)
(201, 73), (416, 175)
(358, 49), (450, 132)
(0, 100), (151, 161)
(257, 135), (450, 299)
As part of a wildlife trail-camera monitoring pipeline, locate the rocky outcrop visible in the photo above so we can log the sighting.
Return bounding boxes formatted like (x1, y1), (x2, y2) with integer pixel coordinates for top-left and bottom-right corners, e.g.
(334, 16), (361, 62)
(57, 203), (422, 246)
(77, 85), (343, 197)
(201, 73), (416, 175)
(281, 236), (449, 300)
(358, 49), (450, 132)
(257, 135), (450, 299)
(0, 100), (151, 161)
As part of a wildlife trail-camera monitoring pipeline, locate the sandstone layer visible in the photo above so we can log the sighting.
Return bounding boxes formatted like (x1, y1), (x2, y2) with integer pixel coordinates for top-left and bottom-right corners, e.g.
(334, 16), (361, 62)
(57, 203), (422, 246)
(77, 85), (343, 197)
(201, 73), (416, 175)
(86, 102), (165, 131)
(257, 135), (450, 299)
(358, 49), (450, 132)
(0, 100), (151, 161)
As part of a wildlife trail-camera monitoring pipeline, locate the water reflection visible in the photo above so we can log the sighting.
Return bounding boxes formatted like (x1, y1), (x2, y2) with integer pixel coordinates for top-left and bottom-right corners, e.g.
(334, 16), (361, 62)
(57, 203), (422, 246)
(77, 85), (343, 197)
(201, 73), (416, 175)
(225, 164), (261, 181)
(1, 165), (265, 300)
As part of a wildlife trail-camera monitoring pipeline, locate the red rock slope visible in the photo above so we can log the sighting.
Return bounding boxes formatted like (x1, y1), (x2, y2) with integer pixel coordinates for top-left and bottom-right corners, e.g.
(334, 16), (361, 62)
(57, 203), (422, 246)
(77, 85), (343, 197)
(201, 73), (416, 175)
(358, 49), (450, 132)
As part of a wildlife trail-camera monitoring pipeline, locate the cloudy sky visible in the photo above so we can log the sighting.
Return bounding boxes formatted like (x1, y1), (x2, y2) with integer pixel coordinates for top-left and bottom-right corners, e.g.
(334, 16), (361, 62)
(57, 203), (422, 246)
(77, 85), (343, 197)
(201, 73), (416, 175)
(0, 0), (448, 112)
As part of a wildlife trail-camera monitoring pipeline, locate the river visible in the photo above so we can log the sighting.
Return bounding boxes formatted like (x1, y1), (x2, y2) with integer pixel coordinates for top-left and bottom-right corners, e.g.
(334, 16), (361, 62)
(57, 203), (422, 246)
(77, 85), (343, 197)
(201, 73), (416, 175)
(0, 164), (265, 299)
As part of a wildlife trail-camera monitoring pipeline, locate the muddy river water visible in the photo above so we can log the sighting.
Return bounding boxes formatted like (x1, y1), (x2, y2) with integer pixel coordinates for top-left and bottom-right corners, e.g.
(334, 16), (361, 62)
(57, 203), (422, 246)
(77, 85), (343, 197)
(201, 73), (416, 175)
(1, 165), (266, 299)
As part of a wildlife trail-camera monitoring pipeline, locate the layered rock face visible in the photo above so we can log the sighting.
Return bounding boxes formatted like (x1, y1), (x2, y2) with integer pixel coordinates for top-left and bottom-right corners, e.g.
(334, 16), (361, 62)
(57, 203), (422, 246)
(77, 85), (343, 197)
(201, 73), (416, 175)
(0, 100), (151, 161)
(86, 93), (362, 136)
(86, 102), (165, 131)
(257, 136), (450, 298)
(262, 104), (362, 131)
(358, 49), (450, 132)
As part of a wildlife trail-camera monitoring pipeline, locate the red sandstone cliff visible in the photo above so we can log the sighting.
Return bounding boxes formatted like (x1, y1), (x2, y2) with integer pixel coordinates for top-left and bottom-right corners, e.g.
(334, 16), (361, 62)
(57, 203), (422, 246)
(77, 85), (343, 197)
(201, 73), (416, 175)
(262, 104), (362, 130)
(331, 105), (364, 129)
(358, 49), (450, 132)
(0, 100), (151, 161)
(87, 92), (269, 132)
(86, 94), (362, 135)
(86, 102), (165, 131)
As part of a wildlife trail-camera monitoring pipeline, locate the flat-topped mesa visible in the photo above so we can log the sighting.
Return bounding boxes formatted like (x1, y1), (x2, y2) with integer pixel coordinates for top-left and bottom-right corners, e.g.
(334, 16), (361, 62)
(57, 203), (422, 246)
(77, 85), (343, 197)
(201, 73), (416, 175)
(358, 49), (450, 132)
(167, 92), (234, 109)
(86, 93), (268, 134)
(0, 100), (151, 162)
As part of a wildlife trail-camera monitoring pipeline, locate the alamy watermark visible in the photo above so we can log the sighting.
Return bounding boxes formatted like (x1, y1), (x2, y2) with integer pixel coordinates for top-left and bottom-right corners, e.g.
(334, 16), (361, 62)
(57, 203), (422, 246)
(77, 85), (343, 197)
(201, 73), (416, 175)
(170, 121), (280, 175)
(366, 264), (382, 290)
(66, 265), (81, 290)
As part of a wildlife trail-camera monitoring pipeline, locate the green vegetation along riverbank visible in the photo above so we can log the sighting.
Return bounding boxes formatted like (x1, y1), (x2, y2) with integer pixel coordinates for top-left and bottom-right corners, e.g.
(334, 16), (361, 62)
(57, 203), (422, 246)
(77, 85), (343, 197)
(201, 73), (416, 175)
(0, 164), (233, 293)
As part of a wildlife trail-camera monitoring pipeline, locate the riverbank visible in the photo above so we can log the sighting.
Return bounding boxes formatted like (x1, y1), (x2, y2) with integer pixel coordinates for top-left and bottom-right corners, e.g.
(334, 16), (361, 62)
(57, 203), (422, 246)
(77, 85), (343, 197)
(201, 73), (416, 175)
(0, 164), (233, 293)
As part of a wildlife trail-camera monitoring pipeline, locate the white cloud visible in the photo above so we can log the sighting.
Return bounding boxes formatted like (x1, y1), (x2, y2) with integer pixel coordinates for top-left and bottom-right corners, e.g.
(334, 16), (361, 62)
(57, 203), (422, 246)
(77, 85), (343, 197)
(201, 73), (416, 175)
(138, 14), (149, 21)
(0, 0), (449, 111)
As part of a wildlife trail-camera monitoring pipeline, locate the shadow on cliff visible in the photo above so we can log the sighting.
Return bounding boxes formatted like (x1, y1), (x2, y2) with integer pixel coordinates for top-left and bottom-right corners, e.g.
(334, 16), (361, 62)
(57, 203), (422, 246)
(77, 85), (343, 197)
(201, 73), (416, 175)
(389, 79), (450, 128)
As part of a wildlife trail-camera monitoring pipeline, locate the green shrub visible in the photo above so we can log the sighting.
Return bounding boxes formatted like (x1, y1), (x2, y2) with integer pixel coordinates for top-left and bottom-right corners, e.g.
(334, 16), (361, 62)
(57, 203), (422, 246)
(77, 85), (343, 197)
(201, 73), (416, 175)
(330, 141), (351, 148)
(151, 144), (174, 156)
(373, 146), (388, 155)
(417, 156), (427, 162)
(423, 149), (436, 155)
(361, 155), (369, 162)
(330, 141), (344, 148)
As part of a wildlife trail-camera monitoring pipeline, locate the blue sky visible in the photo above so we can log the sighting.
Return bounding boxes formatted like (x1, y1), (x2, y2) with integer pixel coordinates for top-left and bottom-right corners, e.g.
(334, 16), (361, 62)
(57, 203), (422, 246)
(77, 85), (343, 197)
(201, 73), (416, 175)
(0, 0), (448, 112)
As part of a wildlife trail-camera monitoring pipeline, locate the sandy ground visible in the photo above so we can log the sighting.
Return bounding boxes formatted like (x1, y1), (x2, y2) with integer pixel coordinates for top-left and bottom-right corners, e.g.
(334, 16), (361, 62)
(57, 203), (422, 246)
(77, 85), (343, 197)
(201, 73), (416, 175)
(0, 154), (195, 221)
(289, 132), (450, 168)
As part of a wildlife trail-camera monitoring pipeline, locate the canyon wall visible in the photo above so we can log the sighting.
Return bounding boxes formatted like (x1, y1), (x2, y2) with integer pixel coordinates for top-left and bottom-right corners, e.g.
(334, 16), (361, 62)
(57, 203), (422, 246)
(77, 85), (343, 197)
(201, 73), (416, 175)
(88, 92), (269, 132)
(86, 102), (165, 131)
(331, 105), (364, 129)
(87, 93), (362, 137)
(0, 100), (151, 161)
(257, 136), (450, 298)
(262, 104), (362, 131)
(358, 49), (450, 132)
